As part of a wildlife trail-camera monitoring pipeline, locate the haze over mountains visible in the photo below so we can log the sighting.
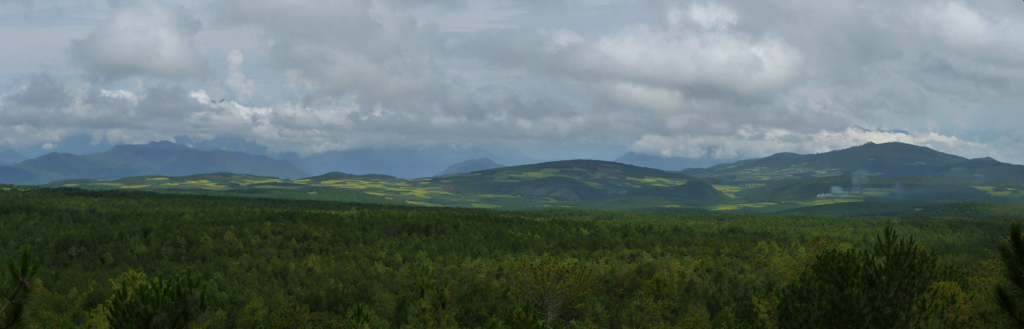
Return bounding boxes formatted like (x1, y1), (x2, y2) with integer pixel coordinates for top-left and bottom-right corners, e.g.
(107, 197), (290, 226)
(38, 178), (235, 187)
(435, 158), (505, 176)
(173, 136), (542, 179)
(682, 142), (1024, 183)
(279, 147), (537, 179)
(0, 149), (26, 166)
(19, 140), (1024, 212)
(615, 152), (735, 172)
(0, 142), (307, 184)
(5, 140), (1024, 200)
(0, 141), (545, 184)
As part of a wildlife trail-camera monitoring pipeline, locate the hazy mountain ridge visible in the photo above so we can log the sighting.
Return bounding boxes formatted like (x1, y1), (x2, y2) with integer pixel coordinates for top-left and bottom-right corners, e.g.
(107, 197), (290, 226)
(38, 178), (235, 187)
(615, 152), (735, 171)
(435, 158), (505, 176)
(14, 141), (1024, 213)
(3, 141), (308, 184)
(166, 136), (541, 179)
(279, 146), (539, 179)
(0, 149), (27, 165)
(681, 142), (1024, 183)
(0, 166), (39, 185)
(85, 141), (308, 179)
(47, 159), (729, 209)
(421, 160), (726, 202)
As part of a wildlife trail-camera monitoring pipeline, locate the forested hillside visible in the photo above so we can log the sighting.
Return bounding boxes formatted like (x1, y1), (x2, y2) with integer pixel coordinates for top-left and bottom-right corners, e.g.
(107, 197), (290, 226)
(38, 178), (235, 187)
(41, 143), (1024, 214)
(0, 187), (1017, 328)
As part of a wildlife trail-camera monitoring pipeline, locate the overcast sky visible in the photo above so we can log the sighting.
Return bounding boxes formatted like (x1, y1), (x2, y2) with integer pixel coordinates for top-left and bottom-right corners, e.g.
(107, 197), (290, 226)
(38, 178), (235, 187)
(2, 0), (1024, 162)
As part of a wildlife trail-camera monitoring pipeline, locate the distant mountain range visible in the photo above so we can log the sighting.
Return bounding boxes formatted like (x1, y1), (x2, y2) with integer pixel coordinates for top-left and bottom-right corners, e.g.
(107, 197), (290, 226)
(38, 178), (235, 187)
(615, 152), (735, 171)
(0, 149), (26, 166)
(10, 140), (1024, 213)
(0, 141), (545, 184)
(53, 160), (729, 210)
(277, 146), (539, 179)
(429, 160), (728, 203)
(681, 142), (1024, 184)
(0, 141), (307, 184)
(435, 158), (505, 176)
(33, 141), (1024, 212)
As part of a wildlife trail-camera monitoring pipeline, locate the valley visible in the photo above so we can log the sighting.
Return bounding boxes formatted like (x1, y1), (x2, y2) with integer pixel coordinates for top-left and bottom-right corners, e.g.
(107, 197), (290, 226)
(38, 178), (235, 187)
(3, 141), (1024, 328)
(23, 142), (1022, 215)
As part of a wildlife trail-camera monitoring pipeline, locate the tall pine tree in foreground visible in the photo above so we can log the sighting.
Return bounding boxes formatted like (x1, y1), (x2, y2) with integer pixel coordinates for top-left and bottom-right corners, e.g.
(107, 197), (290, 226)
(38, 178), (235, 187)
(107, 268), (207, 329)
(0, 246), (39, 329)
(995, 223), (1024, 328)
(777, 227), (941, 329)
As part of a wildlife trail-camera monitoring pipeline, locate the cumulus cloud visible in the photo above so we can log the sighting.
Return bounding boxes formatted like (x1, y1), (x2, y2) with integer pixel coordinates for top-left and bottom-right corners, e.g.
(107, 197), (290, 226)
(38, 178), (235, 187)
(629, 127), (993, 161)
(70, 0), (207, 81)
(216, 0), (451, 108)
(3, 0), (1024, 165)
(0, 74), (610, 155)
(586, 3), (802, 97)
(225, 49), (255, 100)
(459, 1), (810, 140)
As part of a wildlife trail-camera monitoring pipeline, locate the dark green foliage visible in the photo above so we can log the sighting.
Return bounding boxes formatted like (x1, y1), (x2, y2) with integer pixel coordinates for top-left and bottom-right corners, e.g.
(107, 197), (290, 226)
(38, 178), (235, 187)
(0, 188), (1010, 328)
(107, 269), (207, 329)
(771, 201), (942, 217)
(915, 203), (1024, 220)
(0, 246), (39, 329)
(778, 227), (943, 328)
(346, 303), (390, 329)
(404, 262), (457, 329)
(995, 223), (1024, 327)
(510, 256), (593, 329)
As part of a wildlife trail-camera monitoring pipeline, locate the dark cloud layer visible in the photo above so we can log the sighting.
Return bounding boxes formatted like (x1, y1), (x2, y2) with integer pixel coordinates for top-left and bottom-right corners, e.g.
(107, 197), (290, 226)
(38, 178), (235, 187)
(1, 0), (1024, 163)
(70, 0), (207, 81)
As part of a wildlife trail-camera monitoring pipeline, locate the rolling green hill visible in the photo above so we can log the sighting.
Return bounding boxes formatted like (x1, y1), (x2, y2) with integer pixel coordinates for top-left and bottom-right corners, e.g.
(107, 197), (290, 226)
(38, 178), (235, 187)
(682, 142), (1024, 188)
(419, 160), (727, 203)
(734, 174), (1003, 203)
(939, 157), (1024, 183)
(683, 142), (968, 182)
(20, 142), (1024, 214)
(47, 160), (728, 210)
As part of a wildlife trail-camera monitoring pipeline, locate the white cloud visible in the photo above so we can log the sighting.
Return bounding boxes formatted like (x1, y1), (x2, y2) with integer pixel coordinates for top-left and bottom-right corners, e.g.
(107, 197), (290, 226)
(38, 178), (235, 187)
(70, 0), (207, 81)
(3, 0), (1024, 165)
(565, 3), (803, 98)
(224, 49), (255, 100)
(216, 0), (449, 106)
(629, 126), (995, 161)
(679, 3), (737, 30)
(921, 2), (992, 50)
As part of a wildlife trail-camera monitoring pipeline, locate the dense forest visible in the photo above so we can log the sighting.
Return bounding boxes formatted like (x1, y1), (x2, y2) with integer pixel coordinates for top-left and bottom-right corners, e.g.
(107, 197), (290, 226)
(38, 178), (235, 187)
(1, 186), (1022, 328)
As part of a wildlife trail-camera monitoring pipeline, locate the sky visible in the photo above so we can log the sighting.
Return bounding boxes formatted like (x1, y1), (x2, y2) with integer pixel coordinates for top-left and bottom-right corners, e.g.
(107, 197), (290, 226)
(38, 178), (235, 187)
(2, 0), (1024, 163)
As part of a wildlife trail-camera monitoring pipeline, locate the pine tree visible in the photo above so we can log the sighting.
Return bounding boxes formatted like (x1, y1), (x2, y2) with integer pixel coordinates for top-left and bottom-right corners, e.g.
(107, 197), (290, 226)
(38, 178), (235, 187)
(995, 223), (1024, 328)
(107, 268), (207, 329)
(0, 246), (39, 329)
(777, 227), (941, 328)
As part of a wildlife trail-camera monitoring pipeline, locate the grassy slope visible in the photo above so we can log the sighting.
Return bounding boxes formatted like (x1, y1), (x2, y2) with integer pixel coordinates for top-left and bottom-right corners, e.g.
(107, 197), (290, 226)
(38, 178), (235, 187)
(685, 142), (981, 183)
(46, 161), (728, 210)
(33, 145), (1024, 212)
